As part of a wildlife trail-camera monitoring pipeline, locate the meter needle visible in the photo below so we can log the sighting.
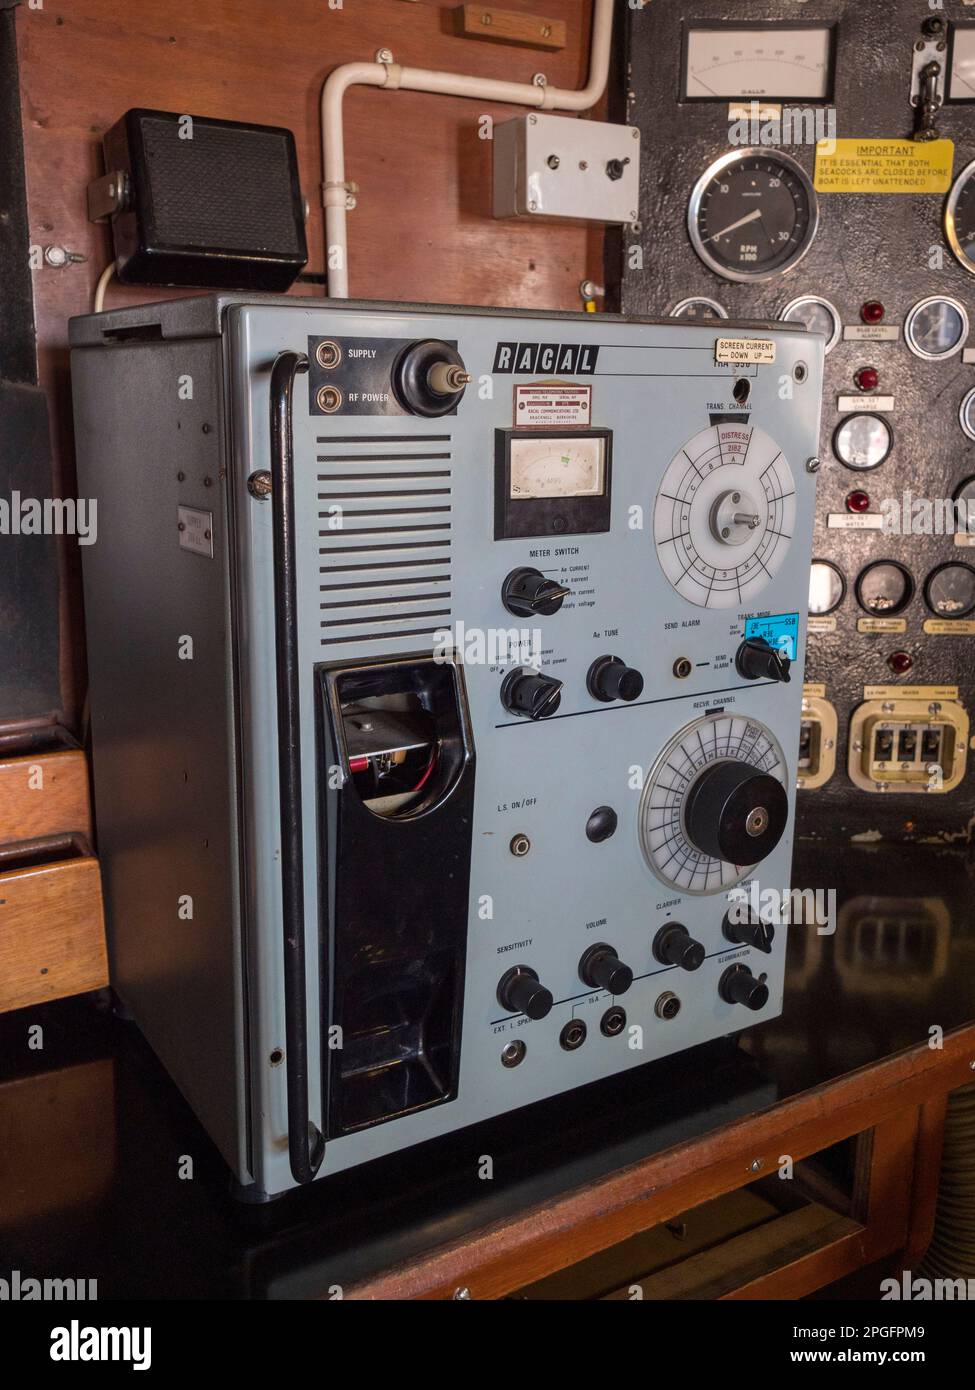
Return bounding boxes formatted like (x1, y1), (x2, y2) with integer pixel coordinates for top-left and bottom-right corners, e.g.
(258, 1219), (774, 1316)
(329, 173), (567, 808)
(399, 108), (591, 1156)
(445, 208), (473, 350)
(702, 208), (762, 244)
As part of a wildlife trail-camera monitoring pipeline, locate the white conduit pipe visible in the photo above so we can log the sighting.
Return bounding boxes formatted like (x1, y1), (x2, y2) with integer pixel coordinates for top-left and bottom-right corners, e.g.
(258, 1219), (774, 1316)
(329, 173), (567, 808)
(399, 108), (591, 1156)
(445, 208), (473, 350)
(320, 0), (617, 298)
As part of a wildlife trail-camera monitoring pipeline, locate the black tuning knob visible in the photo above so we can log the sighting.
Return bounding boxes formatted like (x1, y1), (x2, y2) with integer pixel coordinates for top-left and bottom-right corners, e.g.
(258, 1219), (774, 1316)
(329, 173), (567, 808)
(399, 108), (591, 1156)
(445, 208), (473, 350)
(500, 668), (563, 720)
(502, 566), (571, 618)
(683, 760), (788, 866)
(587, 655), (645, 703)
(719, 963), (770, 1012)
(390, 339), (471, 417)
(735, 636), (791, 683)
(722, 909), (775, 954)
(653, 922), (705, 972)
(579, 942), (633, 995)
(497, 965), (553, 1020)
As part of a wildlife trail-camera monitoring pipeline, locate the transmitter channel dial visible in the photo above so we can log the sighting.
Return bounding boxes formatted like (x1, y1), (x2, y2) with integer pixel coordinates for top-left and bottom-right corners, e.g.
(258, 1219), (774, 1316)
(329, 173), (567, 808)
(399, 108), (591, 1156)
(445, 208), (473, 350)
(639, 712), (788, 895)
(653, 422), (796, 608)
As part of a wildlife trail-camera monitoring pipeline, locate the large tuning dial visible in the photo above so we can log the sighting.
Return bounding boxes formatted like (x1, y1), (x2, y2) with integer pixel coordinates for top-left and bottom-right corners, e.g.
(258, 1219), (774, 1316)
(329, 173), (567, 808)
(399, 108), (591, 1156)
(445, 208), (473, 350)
(639, 712), (788, 894)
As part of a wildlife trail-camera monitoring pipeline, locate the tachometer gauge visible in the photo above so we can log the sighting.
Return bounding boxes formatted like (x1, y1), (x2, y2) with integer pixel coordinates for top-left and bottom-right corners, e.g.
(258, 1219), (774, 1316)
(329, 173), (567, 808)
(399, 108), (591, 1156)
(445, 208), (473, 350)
(904, 296), (969, 361)
(833, 413), (893, 471)
(945, 158), (975, 275)
(688, 149), (819, 283)
(779, 295), (841, 354)
(509, 435), (605, 499)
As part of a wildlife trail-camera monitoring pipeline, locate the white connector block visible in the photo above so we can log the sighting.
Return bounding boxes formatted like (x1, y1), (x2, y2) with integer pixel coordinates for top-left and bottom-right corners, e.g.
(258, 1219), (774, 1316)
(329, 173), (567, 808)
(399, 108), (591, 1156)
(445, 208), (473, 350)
(492, 113), (640, 224)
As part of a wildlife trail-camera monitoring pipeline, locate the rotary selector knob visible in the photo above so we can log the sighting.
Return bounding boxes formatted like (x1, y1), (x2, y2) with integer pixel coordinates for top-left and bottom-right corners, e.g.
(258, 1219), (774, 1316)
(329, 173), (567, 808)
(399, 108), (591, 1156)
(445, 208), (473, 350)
(653, 922), (705, 972)
(579, 942), (633, 995)
(735, 636), (791, 684)
(719, 963), (769, 1012)
(684, 760), (788, 866)
(587, 655), (645, 703)
(501, 566), (571, 618)
(497, 966), (553, 1020)
(722, 910), (775, 954)
(500, 668), (563, 720)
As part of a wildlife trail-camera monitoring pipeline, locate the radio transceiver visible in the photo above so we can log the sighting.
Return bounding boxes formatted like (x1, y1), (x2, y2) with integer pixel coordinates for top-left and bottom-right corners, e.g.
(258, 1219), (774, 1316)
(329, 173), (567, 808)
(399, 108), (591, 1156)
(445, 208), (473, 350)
(71, 297), (822, 1198)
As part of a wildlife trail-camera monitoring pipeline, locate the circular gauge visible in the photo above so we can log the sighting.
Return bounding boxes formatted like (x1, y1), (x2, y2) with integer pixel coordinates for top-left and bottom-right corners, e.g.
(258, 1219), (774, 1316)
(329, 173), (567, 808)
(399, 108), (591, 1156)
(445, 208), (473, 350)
(653, 421), (796, 609)
(639, 712), (788, 895)
(904, 296), (969, 361)
(688, 149), (819, 283)
(855, 561), (914, 616)
(833, 413), (893, 471)
(779, 295), (842, 355)
(953, 475), (975, 536)
(924, 562), (975, 618)
(808, 560), (845, 615)
(670, 296), (729, 321)
(960, 387), (975, 442)
(944, 157), (975, 276)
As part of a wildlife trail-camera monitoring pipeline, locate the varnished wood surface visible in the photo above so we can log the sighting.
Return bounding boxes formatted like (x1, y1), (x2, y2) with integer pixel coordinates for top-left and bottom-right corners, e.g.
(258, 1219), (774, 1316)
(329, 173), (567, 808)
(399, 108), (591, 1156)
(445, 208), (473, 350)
(342, 1027), (975, 1299)
(0, 749), (91, 842)
(0, 855), (108, 1013)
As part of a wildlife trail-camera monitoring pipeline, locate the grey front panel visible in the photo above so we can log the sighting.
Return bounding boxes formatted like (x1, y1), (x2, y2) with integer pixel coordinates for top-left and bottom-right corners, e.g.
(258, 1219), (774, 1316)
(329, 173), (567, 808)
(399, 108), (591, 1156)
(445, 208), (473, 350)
(225, 303), (822, 1195)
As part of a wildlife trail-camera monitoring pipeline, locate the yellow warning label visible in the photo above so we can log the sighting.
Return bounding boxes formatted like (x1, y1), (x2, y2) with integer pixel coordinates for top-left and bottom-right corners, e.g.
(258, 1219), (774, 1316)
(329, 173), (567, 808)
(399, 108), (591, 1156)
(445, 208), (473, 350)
(923, 619), (975, 636)
(864, 684), (959, 700)
(814, 139), (954, 194)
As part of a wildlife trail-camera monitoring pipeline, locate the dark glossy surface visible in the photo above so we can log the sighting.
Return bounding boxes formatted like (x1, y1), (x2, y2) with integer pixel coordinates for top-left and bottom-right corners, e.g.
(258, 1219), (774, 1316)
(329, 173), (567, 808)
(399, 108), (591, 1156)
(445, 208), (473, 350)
(1, 841), (972, 1299)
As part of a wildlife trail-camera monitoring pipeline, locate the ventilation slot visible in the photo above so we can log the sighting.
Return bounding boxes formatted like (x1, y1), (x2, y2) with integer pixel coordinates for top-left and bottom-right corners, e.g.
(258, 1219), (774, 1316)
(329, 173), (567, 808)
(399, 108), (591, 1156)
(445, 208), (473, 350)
(317, 434), (454, 648)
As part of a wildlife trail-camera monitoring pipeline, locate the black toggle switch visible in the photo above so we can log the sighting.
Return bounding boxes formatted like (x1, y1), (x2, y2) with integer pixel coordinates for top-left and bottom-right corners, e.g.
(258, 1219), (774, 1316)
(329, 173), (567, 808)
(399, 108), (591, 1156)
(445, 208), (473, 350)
(500, 668), (563, 720)
(719, 963), (769, 1012)
(579, 942), (633, 995)
(497, 965), (553, 1020)
(653, 922), (706, 972)
(587, 654), (645, 703)
(735, 636), (791, 683)
(722, 909), (775, 954)
(502, 566), (571, 618)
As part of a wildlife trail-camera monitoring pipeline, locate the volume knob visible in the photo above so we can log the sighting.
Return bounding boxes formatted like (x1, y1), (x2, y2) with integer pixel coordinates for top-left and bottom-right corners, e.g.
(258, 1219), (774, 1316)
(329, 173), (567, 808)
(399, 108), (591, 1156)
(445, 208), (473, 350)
(579, 942), (633, 995)
(497, 966), (553, 1020)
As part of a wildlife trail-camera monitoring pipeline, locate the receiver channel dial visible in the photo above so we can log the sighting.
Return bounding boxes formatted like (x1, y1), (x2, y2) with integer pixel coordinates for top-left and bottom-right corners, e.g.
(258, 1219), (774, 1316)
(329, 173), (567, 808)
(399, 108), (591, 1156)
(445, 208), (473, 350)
(639, 712), (788, 895)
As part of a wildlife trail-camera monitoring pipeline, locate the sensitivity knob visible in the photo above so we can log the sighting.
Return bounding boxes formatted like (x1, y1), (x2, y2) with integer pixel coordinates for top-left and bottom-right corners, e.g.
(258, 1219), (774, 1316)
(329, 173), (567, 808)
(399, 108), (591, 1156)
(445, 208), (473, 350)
(683, 761), (788, 866)
(500, 668), (563, 720)
(735, 636), (791, 683)
(719, 963), (769, 1012)
(497, 965), (553, 1020)
(722, 909), (775, 954)
(653, 922), (705, 972)
(579, 942), (633, 995)
(587, 655), (645, 703)
(502, 566), (571, 618)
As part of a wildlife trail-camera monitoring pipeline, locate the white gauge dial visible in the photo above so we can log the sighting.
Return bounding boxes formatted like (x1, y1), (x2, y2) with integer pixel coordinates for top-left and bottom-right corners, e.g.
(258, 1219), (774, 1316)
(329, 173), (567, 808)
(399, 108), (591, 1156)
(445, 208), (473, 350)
(653, 422), (796, 608)
(950, 28), (975, 101)
(779, 295), (841, 355)
(684, 26), (833, 101)
(509, 436), (606, 499)
(639, 713), (788, 895)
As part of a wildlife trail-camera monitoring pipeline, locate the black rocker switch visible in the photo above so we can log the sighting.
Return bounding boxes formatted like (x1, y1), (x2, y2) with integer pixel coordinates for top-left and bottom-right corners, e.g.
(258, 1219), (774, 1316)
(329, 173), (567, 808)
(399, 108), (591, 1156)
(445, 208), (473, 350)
(587, 655), (645, 703)
(579, 942), (633, 995)
(500, 668), (564, 720)
(497, 965), (553, 1020)
(502, 566), (571, 618)
(735, 636), (791, 683)
(719, 963), (769, 1012)
(653, 922), (706, 972)
(722, 909), (775, 954)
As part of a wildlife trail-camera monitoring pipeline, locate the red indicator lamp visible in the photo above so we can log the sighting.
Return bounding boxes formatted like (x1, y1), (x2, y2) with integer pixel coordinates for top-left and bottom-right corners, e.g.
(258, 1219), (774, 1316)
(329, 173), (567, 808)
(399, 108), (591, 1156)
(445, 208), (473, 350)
(854, 366), (880, 391)
(888, 650), (913, 675)
(846, 490), (871, 513)
(861, 301), (886, 324)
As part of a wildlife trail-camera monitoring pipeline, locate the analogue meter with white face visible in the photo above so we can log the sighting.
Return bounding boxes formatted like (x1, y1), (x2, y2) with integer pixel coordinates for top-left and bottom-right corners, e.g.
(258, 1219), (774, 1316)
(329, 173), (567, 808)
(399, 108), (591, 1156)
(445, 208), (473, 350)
(639, 713), (789, 895)
(508, 435), (606, 499)
(683, 26), (833, 101)
(653, 421), (796, 608)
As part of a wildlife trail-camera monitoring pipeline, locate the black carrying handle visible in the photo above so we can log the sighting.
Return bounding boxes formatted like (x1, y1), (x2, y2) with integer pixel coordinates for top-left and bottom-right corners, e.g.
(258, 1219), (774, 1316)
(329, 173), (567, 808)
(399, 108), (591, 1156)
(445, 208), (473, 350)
(269, 349), (325, 1185)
